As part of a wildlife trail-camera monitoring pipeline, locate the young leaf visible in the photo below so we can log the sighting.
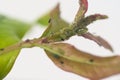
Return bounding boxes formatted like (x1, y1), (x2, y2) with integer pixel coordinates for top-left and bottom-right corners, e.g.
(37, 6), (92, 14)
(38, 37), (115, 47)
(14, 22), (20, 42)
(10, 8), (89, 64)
(81, 32), (113, 52)
(74, 0), (88, 22)
(41, 43), (120, 80)
(0, 15), (31, 79)
(41, 4), (69, 39)
(80, 14), (108, 27)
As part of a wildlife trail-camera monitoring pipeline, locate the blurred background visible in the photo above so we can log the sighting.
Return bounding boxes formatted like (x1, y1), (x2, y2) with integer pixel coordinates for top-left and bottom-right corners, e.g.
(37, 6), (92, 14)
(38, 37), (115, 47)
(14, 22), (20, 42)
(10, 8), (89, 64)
(0, 0), (120, 80)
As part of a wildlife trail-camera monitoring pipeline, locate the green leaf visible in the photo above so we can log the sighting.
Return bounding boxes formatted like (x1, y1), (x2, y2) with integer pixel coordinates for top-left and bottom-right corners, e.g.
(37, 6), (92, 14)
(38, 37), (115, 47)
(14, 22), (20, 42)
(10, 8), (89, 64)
(37, 12), (50, 26)
(41, 43), (120, 80)
(0, 50), (19, 80)
(0, 15), (31, 39)
(41, 4), (69, 39)
(0, 15), (31, 79)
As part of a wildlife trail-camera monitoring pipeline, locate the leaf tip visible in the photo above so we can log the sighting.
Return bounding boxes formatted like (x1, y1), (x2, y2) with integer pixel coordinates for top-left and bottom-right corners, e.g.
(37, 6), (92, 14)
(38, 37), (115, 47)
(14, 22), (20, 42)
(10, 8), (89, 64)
(82, 33), (114, 52)
(94, 14), (108, 19)
(79, 0), (88, 13)
(50, 3), (60, 16)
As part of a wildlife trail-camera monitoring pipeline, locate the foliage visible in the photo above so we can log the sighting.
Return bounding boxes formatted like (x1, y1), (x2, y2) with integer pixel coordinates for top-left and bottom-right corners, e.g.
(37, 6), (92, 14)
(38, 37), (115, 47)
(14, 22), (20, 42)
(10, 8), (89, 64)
(0, 15), (31, 79)
(0, 0), (120, 80)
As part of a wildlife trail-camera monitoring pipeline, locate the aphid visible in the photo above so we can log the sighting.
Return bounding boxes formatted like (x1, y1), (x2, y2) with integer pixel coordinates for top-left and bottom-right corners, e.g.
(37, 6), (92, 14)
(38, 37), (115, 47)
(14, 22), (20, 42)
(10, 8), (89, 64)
(48, 18), (51, 23)
(0, 48), (4, 51)
(53, 54), (60, 59)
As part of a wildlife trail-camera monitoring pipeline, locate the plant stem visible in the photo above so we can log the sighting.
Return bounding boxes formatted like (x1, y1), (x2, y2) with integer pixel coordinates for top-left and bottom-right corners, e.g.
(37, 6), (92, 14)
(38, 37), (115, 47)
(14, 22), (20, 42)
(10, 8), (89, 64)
(0, 38), (47, 55)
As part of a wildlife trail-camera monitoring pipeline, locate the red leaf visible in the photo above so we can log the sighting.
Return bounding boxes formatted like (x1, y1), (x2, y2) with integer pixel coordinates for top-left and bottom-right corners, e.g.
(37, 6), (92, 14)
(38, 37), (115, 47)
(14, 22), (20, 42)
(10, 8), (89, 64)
(82, 32), (113, 52)
(79, 0), (88, 13)
(74, 0), (88, 22)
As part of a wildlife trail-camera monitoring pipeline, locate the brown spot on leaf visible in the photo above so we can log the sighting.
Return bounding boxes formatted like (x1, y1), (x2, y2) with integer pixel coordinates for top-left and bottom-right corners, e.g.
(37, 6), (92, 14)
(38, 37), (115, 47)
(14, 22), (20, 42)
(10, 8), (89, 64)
(60, 61), (64, 64)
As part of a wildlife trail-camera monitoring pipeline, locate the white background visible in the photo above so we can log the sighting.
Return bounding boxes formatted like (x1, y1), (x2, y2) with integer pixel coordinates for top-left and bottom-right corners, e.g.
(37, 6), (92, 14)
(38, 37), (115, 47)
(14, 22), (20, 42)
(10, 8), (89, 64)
(0, 0), (120, 80)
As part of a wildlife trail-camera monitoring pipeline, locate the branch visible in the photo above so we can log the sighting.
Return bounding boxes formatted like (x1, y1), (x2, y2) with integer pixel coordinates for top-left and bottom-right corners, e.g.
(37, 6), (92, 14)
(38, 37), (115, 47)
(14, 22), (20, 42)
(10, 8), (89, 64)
(0, 38), (48, 55)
